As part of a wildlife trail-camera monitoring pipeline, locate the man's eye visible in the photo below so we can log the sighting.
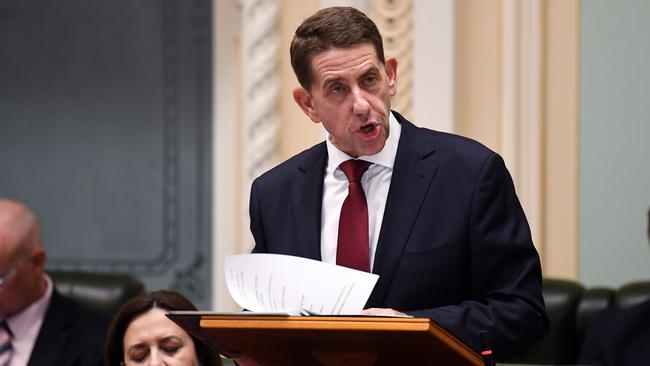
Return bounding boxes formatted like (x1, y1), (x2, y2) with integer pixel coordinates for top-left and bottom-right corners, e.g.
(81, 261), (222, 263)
(363, 75), (377, 85)
(330, 85), (344, 94)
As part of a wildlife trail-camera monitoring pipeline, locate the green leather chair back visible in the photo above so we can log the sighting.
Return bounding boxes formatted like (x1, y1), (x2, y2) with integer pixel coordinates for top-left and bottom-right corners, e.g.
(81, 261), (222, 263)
(48, 270), (145, 316)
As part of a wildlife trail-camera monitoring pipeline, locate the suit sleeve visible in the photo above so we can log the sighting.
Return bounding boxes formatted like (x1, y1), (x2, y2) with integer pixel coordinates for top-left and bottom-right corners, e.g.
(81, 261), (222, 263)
(249, 180), (267, 254)
(406, 153), (548, 359)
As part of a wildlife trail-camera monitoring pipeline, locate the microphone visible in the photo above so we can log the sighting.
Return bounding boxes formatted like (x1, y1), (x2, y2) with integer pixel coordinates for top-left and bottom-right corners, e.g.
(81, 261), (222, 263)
(480, 330), (495, 366)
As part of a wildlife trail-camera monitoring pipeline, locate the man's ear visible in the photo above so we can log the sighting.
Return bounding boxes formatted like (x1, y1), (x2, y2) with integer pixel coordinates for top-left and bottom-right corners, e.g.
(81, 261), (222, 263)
(30, 249), (46, 270)
(293, 87), (320, 123)
(385, 57), (398, 97)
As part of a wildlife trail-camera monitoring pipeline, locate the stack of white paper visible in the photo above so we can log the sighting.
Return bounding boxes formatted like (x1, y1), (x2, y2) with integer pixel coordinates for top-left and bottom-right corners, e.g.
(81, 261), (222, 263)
(225, 254), (379, 315)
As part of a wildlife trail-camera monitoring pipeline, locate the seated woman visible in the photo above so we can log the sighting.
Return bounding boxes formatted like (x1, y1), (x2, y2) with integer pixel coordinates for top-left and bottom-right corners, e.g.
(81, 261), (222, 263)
(105, 290), (221, 366)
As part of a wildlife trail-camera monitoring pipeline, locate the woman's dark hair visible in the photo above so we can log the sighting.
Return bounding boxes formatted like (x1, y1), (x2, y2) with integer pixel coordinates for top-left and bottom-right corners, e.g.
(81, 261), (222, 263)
(105, 290), (221, 366)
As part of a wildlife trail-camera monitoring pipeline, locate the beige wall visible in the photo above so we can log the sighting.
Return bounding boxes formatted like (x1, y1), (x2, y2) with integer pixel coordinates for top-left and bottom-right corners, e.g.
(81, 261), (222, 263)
(454, 0), (580, 279)
(454, 0), (502, 152)
(277, 0), (323, 162)
(542, 0), (580, 279)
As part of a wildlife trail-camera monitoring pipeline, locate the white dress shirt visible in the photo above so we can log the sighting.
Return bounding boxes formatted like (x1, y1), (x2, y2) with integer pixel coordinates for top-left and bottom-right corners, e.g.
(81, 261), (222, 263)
(5, 275), (53, 366)
(321, 112), (402, 272)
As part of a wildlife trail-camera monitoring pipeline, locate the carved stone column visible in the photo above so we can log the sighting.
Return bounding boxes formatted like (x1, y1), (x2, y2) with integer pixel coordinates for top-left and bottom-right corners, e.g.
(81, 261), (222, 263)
(371, 0), (413, 118)
(241, 0), (279, 249)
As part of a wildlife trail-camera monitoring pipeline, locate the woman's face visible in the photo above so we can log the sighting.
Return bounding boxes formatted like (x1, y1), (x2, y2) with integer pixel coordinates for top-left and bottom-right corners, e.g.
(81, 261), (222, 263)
(122, 307), (200, 366)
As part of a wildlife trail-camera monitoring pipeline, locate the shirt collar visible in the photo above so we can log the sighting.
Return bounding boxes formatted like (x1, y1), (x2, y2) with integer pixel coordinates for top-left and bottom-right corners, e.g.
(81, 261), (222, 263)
(326, 111), (401, 170)
(5, 274), (53, 339)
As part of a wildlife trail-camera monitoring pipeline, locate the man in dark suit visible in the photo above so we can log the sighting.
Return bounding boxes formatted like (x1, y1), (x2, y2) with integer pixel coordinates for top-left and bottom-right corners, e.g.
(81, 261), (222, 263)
(0, 198), (109, 366)
(249, 6), (548, 360)
(578, 207), (650, 366)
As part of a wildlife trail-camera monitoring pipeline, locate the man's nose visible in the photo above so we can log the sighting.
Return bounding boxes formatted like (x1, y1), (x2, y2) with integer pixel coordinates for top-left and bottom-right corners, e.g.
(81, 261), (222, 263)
(352, 89), (370, 117)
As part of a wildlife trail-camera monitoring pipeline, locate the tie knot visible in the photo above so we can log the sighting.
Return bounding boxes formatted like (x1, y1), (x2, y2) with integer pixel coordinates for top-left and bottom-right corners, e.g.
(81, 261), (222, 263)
(339, 159), (371, 183)
(0, 320), (11, 338)
(0, 319), (13, 337)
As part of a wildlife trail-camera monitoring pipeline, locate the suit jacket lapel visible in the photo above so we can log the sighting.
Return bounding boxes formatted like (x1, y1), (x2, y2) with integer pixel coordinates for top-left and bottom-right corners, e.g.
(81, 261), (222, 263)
(291, 142), (327, 261)
(367, 115), (438, 308)
(28, 290), (68, 366)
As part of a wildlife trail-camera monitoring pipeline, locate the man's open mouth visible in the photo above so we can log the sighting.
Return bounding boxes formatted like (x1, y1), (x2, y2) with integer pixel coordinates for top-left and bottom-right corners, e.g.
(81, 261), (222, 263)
(361, 123), (376, 133)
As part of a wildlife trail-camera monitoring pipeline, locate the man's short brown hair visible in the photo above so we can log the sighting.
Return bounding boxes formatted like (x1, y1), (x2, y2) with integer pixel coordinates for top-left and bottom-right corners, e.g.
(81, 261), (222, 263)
(290, 6), (385, 91)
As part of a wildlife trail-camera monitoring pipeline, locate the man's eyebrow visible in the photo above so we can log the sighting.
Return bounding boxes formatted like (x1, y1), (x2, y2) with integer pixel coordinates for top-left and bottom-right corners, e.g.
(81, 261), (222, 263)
(361, 65), (380, 74)
(322, 76), (343, 87)
(321, 65), (380, 87)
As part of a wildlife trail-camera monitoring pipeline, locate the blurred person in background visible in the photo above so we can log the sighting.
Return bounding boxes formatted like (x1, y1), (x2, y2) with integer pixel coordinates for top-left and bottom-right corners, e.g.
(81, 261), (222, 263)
(0, 198), (109, 366)
(105, 290), (221, 366)
(579, 206), (650, 366)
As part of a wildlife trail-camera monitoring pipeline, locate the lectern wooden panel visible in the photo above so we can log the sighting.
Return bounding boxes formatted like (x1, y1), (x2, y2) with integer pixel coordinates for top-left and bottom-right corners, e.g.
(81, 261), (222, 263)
(168, 313), (483, 366)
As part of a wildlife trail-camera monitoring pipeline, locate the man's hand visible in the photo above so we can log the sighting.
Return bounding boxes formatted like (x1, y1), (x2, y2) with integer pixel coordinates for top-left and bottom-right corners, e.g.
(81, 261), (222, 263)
(361, 308), (407, 316)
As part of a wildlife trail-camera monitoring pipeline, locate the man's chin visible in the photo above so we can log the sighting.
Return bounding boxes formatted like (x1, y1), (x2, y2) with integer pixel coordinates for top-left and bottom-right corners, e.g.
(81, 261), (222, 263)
(357, 140), (387, 157)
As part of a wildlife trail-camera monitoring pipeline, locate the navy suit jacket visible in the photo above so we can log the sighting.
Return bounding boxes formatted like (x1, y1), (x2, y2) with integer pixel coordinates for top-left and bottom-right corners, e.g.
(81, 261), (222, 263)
(249, 112), (548, 358)
(27, 288), (110, 366)
(579, 299), (650, 366)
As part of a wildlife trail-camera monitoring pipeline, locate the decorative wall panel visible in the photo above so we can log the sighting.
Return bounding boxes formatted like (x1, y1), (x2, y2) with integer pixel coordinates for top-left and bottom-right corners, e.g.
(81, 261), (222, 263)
(0, 0), (213, 308)
(240, 0), (279, 250)
(371, 0), (413, 118)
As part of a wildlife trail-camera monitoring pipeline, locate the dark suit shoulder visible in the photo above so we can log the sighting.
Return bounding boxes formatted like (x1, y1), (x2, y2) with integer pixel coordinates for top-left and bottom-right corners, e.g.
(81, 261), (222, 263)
(253, 142), (326, 188)
(29, 289), (110, 366)
(431, 129), (494, 156)
(394, 111), (495, 160)
(51, 289), (111, 327)
(396, 113), (499, 178)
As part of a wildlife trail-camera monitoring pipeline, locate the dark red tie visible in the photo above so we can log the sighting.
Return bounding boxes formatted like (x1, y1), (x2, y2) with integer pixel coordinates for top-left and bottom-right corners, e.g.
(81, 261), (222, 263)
(337, 159), (371, 272)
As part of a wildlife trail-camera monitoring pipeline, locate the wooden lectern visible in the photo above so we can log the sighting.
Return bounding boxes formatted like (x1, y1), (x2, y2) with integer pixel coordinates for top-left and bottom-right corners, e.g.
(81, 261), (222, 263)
(168, 313), (484, 366)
